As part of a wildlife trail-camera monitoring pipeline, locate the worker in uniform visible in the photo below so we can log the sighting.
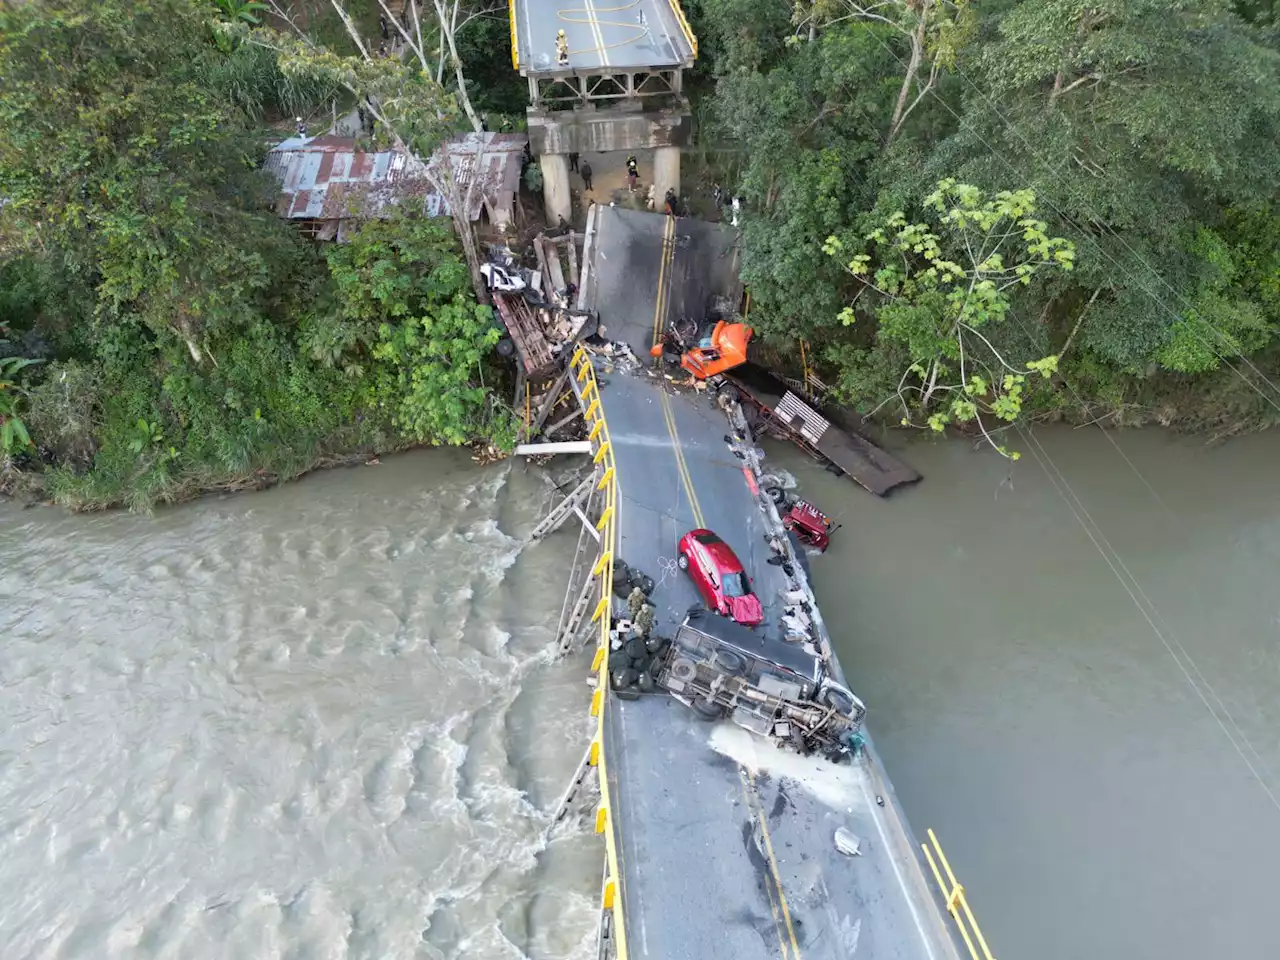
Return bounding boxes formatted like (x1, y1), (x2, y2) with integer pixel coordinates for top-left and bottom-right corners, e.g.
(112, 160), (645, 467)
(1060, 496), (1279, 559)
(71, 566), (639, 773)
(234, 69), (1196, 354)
(664, 187), (678, 217)
(626, 155), (638, 193)
(556, 29), (569, 66)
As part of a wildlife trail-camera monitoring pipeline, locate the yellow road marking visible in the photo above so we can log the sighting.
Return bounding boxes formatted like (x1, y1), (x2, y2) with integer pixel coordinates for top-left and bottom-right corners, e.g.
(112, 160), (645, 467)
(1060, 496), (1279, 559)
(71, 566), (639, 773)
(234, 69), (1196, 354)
(739, 771), (792, 959)
(659, 387), (705, 528)
(745, 771), (804, 958)
(651, 214), (675, 348)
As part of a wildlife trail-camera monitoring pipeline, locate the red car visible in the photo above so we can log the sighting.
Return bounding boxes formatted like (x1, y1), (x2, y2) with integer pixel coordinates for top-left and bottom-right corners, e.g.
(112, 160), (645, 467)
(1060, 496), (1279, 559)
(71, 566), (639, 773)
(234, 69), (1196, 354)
(677, 529), (764, 626)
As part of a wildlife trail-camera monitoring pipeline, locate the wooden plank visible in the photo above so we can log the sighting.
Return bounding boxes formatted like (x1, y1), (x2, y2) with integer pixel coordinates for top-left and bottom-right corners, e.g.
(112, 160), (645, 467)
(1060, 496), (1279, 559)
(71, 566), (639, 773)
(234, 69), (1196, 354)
(515, 440), (592, 456)
(566, 233), (580, 288)
(543, 236), (567, 295)
(533, 235), (553, 300)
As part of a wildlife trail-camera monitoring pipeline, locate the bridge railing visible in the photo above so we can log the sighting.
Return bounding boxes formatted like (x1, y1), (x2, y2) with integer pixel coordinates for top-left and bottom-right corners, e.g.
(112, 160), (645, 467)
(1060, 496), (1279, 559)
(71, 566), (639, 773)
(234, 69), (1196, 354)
(922, 829), (996, 960)
(508, 0), (520, 69)
(570, 345), (630, 960)
(665, 0), (698, 59)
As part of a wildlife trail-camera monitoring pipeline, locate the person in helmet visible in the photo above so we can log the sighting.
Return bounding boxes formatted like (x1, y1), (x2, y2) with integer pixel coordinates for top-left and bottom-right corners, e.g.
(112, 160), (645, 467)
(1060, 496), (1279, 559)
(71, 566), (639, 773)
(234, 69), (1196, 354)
(625, 155), (638, 193)
(556, 29), (569, 65)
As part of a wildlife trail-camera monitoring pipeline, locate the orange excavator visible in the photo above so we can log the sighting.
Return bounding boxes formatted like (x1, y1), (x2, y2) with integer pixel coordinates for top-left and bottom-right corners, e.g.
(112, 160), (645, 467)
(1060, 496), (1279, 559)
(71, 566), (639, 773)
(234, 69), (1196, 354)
(650, 319), (755, 379)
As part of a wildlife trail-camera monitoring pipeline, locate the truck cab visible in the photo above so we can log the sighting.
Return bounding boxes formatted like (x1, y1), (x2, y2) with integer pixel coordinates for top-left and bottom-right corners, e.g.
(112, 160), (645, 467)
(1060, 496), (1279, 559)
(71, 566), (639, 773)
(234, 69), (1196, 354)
(656, 609), (865, 761)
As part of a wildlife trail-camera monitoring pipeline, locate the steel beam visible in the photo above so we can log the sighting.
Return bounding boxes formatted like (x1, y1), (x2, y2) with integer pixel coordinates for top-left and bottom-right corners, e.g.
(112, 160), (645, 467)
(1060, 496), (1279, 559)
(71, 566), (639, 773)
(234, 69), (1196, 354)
(515, 440), (593, 456)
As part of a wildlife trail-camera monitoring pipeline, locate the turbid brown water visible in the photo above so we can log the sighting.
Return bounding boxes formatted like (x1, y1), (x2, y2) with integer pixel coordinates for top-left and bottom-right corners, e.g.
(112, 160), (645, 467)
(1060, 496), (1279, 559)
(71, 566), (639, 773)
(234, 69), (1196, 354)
(0, 451), (601, 960)
(765, 425), (1280, 960)
(5, 427), (1280, 960)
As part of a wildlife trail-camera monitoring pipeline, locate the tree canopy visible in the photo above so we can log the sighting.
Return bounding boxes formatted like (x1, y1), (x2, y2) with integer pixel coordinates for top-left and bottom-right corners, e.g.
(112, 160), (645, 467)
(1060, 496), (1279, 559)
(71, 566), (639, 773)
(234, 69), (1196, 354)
(694, 0), (1280, 431)
(0, 0), (510, 509)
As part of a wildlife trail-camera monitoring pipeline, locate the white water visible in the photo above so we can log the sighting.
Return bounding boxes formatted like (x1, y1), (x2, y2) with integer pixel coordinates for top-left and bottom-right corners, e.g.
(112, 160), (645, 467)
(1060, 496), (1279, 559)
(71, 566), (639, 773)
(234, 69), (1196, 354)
(0, 451), (601, 960)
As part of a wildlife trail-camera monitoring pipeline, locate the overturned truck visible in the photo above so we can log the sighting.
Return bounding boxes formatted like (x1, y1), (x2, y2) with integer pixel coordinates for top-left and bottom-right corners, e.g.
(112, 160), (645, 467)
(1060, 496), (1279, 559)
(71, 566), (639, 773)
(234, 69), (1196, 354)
(654, 609), (866, 763)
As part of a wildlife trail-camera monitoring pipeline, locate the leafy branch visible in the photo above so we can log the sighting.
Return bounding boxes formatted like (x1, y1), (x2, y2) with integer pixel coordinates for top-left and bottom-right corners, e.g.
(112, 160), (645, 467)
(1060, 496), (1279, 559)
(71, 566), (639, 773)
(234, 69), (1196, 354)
(824, 179), (1076, 458)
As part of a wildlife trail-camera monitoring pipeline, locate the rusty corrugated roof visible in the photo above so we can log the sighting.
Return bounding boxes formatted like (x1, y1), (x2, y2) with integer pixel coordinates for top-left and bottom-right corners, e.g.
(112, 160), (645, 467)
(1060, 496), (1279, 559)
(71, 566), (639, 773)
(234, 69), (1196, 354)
(265, 132), (527, 232)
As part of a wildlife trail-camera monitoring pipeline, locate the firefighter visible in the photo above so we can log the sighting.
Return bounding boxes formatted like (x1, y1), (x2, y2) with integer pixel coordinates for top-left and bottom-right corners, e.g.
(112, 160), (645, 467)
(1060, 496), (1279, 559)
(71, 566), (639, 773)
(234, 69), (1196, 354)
(664, 187), (677, 217)
(555, 29), (569, 65)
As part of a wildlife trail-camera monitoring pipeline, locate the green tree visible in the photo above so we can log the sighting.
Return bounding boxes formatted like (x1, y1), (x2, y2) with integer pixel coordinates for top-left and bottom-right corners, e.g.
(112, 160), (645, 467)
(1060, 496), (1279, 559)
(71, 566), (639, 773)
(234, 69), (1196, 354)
(825, 180), (1075, 457)
(323, 214), (508, 446)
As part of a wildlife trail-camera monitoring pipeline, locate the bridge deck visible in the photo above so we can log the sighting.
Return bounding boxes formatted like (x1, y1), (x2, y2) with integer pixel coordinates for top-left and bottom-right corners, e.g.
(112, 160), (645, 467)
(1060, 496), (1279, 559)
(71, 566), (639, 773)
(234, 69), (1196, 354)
(582, 205), (961, 959)
(512, 0), (696, 74)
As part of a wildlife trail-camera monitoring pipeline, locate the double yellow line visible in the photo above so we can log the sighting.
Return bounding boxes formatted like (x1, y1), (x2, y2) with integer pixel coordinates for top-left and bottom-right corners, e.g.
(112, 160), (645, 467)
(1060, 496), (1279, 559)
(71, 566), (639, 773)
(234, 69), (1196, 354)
(651, 213), (676, 350)
(740, 770), (804, 958)
(651, 215), (708, 529)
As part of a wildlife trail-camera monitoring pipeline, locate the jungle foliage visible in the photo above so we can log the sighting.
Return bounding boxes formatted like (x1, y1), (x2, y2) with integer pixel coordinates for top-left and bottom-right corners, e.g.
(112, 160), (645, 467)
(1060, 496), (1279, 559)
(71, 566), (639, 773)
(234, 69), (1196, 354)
(691, 0), (1280, 434)
(0, 0), (509, 509)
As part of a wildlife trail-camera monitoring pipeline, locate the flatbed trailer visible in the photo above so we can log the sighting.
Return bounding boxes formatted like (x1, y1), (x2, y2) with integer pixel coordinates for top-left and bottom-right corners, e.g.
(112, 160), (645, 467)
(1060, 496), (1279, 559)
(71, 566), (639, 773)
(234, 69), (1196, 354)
(724, 362), (921, 497)
(492, 291), (558, 378)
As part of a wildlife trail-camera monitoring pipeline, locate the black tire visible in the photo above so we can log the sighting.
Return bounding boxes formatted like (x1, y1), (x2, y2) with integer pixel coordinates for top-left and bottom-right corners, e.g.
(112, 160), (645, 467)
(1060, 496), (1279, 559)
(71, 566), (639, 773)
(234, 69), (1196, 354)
(766, 485), (786, 506)
(625, 636), (647, 661)
(677, 553), (689, 571)
(495, 337), (516, 359)
(711, 649), (747, 676)
(692, 698), (725, 721)
(637, 671), (656, 694)
(669, 657), (697, 684)
(613, 558), (631, 582)
(820, 685), (856, 717)
(612, 668), (638, 689)
(718, 384), (740, 405)
(645, 635), (670, 656)
(632, 573), (655, 596)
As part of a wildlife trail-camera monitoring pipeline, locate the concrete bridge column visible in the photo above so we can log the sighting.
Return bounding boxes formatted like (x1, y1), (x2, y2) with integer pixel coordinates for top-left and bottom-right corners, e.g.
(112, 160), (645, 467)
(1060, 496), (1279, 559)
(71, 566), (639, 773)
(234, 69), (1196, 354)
(653, 146), (680, 209)
(540, 153), (572, 226)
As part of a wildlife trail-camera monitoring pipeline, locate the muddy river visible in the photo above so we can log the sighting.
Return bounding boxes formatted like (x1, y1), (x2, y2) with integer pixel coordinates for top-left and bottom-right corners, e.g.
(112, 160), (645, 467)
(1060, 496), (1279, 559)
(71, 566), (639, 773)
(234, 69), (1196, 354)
(3, 426), (1279, 959)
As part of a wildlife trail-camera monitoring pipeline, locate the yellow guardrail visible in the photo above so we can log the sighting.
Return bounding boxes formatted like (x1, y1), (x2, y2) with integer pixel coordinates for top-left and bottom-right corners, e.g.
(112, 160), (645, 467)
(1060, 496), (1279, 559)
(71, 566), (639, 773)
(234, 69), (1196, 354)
(922, 829), (995, 960)
(665, 0), (698, 59)
(571, 345), (629, 960)
(509, 0), (520, 70)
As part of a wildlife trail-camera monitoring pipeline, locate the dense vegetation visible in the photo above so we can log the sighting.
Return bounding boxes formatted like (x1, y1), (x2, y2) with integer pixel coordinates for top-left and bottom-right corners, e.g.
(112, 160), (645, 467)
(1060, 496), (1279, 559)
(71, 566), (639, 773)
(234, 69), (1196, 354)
(689, 0), (1280, 440)
(3, 0), (1278, 509)
(0, 0), (511, 509)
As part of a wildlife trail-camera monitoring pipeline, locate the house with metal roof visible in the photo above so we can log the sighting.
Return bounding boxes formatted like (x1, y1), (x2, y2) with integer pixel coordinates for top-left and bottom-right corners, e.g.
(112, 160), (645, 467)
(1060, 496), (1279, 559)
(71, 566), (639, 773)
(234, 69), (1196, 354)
(264, 132), (528, 241)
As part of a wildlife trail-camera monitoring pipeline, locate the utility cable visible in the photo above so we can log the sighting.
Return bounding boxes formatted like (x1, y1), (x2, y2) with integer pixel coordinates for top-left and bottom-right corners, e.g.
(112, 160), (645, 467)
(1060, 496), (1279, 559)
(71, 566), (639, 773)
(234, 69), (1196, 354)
(849, 26), (1280, 814)
(555, 0), (650, 58)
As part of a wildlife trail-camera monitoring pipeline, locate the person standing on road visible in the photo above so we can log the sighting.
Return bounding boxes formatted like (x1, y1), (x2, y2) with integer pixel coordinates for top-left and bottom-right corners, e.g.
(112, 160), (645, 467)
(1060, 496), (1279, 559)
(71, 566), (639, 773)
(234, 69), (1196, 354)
(556, 29), (569, 65)
(568, 152), (579, 172)
(626, 155), (638, 192)
(580, 161), (593, 192)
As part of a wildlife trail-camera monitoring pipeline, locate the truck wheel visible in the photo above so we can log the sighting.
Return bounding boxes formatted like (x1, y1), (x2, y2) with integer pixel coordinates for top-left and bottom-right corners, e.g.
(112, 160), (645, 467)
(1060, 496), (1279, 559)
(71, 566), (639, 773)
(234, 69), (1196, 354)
(765, 485), (787, 506)
(676, 553), (689, 571)
(718, 385), (740, 405)
(496, 337), (515, 359)
(820, 686), (856, 716)
(669, 657), (697, 684)
(632, 572), (656, 596)
(711, 650), (746, 676)
(692, 698), (724, 721)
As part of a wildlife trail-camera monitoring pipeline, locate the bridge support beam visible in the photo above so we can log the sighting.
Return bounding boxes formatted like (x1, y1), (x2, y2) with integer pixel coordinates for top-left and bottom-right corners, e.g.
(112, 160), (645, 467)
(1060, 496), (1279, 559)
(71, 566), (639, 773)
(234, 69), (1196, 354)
(540, 152), (572, 226)
(653, 146), (680, 209)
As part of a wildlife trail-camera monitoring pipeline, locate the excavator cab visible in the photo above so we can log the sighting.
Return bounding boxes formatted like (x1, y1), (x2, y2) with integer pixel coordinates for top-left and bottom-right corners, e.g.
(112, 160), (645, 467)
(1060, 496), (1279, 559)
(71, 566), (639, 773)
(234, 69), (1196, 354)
(678, 320), (753, 379)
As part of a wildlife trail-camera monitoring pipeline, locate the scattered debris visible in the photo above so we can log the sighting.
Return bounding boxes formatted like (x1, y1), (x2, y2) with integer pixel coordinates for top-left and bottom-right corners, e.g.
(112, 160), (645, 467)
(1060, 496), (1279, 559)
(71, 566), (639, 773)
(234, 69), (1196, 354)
(834, 827), (863, 857)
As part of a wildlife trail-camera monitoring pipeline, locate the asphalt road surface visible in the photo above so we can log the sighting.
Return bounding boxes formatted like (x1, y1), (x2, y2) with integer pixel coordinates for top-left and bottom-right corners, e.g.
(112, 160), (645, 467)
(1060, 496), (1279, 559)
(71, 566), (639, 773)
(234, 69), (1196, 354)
(514, 0), (695, 75)
(582, 206), (960, 959)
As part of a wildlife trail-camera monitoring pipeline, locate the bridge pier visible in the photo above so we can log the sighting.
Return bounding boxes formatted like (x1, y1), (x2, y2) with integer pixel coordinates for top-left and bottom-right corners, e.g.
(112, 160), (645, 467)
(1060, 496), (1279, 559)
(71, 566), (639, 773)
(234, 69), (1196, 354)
(653, 146), (680, 210)
(539, 151), (573, 226)
(528, 104), (692, 217)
